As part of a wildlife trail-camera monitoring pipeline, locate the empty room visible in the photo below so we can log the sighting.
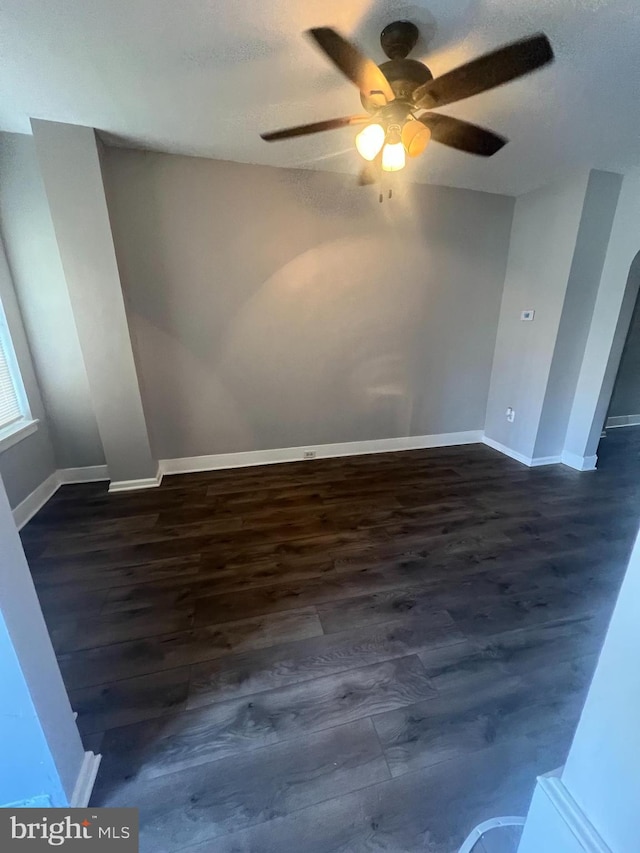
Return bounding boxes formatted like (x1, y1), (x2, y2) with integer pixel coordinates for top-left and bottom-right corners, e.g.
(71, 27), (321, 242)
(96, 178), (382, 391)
(1, 2), (640, 852)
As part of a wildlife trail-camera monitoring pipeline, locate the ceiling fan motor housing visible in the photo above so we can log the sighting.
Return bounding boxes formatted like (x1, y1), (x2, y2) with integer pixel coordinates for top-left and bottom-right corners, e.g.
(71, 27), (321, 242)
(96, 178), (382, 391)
(361, 21), (433, 110)
(380, 21), (419, 60)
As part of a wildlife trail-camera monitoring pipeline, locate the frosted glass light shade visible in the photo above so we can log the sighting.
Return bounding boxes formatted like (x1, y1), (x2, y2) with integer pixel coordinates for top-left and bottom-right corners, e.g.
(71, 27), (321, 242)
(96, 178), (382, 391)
(355, 124), (385, 160)
(382, 141), (406, 172)
(402, 121), (431, 157)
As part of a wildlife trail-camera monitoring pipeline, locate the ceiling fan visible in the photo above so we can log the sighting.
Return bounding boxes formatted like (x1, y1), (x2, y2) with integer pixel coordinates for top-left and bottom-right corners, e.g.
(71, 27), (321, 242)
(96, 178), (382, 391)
(261, 21), (553, 185)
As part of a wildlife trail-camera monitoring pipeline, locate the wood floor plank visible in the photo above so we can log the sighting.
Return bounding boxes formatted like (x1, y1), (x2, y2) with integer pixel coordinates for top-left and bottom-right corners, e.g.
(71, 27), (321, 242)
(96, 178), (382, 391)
(58, 607), (323, 689)
(373, 656), (594, 778)
(188, 611), (463, 709)
(20, 512), (160, 544)
(446, 582), (612, 639)
(50, 604), (196, 654)
(180, 732), (565, 853)
(466, 614), (610, 678)
(40, 516), (243, 558)
(69, 665), (191, 734)
(98, 655), (435, 780)
(94, 718), (390, 851)
(30, 553), (202, 592)
(315, 572), (537, 635)
(192, 544), (521, 629)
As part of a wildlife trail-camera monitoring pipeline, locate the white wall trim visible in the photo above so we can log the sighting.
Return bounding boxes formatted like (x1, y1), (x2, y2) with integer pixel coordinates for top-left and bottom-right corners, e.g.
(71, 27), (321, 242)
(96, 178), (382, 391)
(11, 426), (601, 529)
(108, 467), (163, 493)
(69, 750), (101, 808)
(530, 455), (564, 467)
(481, 435), (563, 468)
(0, 417), (39, 454)
(482, 435), (600, 470)
(482, 435), (533, 466)
(561, 451), (598, 471)
(58, 464), (109, 484)
(158, 431), (484, 476)
(12, 471), (60, 530)
(605, 414), (640, 429)
(12, 465), (113, 529)
(537, 772), (612, 853)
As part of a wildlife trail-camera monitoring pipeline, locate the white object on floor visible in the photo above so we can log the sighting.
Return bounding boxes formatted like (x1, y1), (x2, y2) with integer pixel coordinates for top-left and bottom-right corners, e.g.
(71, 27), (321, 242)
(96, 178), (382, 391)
(458, 816), (525, 853)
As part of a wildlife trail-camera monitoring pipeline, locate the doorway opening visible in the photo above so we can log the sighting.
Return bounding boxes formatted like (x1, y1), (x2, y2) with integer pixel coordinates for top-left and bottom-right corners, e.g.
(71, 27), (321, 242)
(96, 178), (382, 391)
(598, 258), (640, 466)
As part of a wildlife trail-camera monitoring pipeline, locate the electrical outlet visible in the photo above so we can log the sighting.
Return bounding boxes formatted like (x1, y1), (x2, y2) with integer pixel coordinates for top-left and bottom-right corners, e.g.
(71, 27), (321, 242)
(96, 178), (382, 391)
(303, 450), (316, 460)
(521, 309), (535, 322)
(506, 407), (515, 423)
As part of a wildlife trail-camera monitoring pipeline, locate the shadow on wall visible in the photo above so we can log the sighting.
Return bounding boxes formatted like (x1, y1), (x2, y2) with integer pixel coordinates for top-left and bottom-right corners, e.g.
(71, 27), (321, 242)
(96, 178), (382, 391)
(103, 153), (513, 459)
(195, 234), (429, 448)
(133, 232), (439, 452)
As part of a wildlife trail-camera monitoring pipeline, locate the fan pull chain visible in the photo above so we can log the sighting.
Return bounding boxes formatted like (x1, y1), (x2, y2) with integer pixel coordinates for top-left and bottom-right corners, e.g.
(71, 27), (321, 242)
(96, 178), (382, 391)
(379, 181), (394, 203)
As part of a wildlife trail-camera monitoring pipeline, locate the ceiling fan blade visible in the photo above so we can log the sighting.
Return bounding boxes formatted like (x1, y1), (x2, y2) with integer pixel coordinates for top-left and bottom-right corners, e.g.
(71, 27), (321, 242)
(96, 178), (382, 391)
(418, 114), (507, 156)
(357, 151), (383, 186)
(261, 115), (371, 142)
(414, 33), (553, 109)
(308, 27), (395, 106)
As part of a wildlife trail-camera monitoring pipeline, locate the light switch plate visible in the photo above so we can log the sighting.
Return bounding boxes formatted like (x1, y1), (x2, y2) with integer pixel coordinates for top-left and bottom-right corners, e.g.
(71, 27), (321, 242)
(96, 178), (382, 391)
(521, 309), (535, 321)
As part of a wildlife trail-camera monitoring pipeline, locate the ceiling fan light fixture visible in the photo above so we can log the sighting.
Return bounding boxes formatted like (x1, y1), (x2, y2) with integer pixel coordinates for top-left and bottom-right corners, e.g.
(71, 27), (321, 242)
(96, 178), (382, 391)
(260, 25), (553, 185)
(355, 123), (386, 160)
(402, 120), (431, 157)
(382, 141), (406, 172)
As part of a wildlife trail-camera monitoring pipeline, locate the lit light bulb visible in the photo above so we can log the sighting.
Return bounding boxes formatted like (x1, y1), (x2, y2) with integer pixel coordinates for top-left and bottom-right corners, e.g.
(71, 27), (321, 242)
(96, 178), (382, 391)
(355, 124), (385, 161)
(382, 141), (406, 172)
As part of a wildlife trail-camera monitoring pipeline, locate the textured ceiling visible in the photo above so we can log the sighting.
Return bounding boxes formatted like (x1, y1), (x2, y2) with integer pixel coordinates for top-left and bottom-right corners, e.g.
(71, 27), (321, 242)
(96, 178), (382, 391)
(1, 0), (639, 195)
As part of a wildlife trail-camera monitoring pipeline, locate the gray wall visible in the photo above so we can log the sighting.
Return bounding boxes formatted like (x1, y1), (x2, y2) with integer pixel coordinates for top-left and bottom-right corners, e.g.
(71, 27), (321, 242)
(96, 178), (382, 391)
(484, 172), (591, 459)
(608, 283), (640, 418)
(0, 238), (56, 508)
(0, 132), (104, 470)
(102, 149), (514, 459)
(534, 170), (622, 458)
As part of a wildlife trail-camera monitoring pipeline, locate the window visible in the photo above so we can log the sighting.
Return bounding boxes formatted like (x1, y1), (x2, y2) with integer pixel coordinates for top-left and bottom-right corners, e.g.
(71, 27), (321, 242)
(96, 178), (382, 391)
(0, 340), (22, 429)
(0, 297), (37, 452)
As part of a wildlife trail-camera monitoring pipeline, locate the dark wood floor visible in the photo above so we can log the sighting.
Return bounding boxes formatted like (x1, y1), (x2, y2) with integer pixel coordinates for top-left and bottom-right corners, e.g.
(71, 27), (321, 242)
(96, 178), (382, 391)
(21, 428), (640, 853)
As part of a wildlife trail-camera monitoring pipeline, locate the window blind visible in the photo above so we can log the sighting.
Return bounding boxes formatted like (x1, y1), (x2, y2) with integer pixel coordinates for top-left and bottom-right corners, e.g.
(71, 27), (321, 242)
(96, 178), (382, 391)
(0, 337), (21, 430)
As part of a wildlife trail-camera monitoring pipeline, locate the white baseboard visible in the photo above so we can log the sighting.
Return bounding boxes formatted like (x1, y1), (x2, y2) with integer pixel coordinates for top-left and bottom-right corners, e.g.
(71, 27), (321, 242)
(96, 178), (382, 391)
(58, 464), (109, 484)
(12, 465), (112, 530)
(530, 455), (564, 467)
(605, 414), (640, 429)
(561, 451), (598, 471)
(11, 427), (598, 529)
(12, 472), (60, 530)
(482, 436), (532, 466)
(158, 431), (484, 476)
(70, 750), (102, 808)
(482, 436), (600, 471)
(108, 468), (163, 493)
(482, 436), (562, 468)
(535, 772), (611, 852)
